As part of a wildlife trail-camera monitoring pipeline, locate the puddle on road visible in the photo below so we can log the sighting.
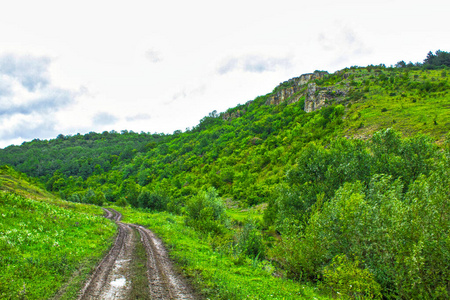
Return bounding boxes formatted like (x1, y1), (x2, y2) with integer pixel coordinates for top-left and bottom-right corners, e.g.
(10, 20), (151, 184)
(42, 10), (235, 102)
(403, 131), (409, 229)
(110, 277), (126, 288)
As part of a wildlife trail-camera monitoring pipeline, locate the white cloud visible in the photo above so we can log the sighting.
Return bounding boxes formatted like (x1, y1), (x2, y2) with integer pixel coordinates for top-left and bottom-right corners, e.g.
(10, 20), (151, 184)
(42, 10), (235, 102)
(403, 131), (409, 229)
(126, 113), (151, 122)
(217, 54), (293, 75)
(0, 54), (51, 91)
(145, 49), (163, 63)
(0, 113), (58, 142)
(315, 23), (371, 68)
(0, 53), (80, 147)
(169, 84), (207, 104)
(92, 112), (119, 126)
(0, 0), (449, 147)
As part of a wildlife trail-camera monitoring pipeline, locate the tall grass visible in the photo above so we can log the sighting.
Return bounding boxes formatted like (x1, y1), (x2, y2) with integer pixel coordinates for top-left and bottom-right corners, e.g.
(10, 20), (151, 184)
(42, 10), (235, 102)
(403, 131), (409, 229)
(0, 192), (116, 299)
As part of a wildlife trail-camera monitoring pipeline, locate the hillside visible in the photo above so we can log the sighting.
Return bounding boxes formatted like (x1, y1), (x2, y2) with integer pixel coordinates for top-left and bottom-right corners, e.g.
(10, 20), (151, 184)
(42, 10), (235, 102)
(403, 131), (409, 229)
(1, 54), (450, 299)
(0, 166), (116, 299)
(1, 63), (449, 207)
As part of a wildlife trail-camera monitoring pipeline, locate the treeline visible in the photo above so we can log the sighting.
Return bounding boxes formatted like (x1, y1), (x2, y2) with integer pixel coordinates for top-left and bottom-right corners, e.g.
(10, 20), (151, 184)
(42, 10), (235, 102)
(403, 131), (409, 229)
(0, 130), (165, 181)
(395, 49), (450, 69)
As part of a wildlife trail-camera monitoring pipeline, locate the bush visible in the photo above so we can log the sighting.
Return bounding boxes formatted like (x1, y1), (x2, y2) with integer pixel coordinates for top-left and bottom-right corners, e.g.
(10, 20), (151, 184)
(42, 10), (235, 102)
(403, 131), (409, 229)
(322, 255), (382, 299)
(137, 189), (169, 211)
(115, 197), (128, 207)
(275, 171), (450, 299)
(235, 221), (266, 259)
(185, 187), (227, 234)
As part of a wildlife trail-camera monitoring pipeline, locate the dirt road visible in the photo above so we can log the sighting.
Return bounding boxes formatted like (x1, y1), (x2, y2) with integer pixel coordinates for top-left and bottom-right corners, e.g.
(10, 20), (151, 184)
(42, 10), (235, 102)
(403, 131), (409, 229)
(78, 208), (194, 300)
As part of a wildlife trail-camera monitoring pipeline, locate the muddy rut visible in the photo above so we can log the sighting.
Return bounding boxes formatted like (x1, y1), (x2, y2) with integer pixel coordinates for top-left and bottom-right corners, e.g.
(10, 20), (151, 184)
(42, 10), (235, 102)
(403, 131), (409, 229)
(78, 208), (194, 300)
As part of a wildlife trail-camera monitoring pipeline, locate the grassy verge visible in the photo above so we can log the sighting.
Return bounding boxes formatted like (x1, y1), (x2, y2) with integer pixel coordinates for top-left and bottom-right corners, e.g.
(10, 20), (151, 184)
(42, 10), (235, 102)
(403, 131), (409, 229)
(113, 206), (328, 300)
(129, 229), (151, 299)
(226, 204), (265, 225)
(0, 192), (116, 299)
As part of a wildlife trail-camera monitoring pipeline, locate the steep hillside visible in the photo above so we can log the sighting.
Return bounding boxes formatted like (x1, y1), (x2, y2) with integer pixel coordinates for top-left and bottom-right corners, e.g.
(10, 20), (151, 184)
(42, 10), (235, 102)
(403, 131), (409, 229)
(0, 165), (53, 200)
(2, 64), (447, 208)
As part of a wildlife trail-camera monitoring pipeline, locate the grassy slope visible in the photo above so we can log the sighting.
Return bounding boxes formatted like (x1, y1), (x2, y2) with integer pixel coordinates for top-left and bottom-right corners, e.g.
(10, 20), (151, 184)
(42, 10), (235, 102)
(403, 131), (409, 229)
(337, 68), (449, 140)
(0, 166), (116, 299)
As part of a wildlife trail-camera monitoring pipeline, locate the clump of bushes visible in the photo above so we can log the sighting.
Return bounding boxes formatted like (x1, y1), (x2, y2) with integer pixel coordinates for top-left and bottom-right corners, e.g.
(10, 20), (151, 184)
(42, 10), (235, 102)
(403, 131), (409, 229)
(322, 255), (382, 299)
(235, 220), (265, 259)
(137, 188), (168, 211)
(185, 187), (227, 234)
(267, 129), (448, 299)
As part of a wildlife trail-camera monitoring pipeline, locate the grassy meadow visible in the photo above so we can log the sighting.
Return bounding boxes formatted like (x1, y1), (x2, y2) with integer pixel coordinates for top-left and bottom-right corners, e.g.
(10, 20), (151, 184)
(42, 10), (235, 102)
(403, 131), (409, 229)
(0, 167), (116, 299)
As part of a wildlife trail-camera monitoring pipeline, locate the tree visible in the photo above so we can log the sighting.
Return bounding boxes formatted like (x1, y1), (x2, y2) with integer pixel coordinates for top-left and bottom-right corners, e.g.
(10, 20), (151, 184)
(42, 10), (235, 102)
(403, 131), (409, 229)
(395, 60), (406, 68)
(137, 189), (168, 211)
(185, 187), (227, 234)
(424, 50), (450, 67)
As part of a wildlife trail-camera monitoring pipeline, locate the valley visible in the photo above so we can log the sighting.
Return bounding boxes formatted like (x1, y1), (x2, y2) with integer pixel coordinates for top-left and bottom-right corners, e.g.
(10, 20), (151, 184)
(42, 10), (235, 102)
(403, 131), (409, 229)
(1, 53), (449, 299)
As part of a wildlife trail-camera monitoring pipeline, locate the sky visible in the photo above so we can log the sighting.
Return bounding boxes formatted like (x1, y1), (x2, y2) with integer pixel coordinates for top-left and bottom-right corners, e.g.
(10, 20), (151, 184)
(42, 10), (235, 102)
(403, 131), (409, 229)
(0, 0), (449, 148)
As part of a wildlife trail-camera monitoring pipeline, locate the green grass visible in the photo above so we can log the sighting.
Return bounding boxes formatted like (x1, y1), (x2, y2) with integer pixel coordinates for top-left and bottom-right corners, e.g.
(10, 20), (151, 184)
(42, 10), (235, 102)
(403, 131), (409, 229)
(226, 204), (265, 225)
(114, 206), (328, 300)
(129, 230), (151, 299)
(0, 165), (55, 201)
(0, 166), (117, 299)
(340, 68), (450, 141)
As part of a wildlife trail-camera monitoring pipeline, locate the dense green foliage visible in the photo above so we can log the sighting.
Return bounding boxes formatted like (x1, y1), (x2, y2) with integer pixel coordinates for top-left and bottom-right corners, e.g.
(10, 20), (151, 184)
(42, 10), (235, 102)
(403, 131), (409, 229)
(1, 51), (449, 299)
(267, 131), (449, 298)
(0, 130), (162, 181)
(1, 58), (449, 211)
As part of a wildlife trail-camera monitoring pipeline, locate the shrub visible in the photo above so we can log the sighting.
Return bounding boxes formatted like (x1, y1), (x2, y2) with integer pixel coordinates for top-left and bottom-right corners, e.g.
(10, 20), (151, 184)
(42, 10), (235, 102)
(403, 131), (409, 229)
(322, 255), (382, 299)
(115, 197), (128, 207)
(235, 221), (266, 259)
(275, 171), (450, 299)
(185, 187), (227, 234)
(137, 189), (169, 211)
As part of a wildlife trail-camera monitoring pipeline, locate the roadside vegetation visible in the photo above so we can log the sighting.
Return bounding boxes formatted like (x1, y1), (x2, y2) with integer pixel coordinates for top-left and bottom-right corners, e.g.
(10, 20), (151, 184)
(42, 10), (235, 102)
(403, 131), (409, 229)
(1, 50), (449, 299)
(115, 205), (327, 299)
(0, 166), (116, 299)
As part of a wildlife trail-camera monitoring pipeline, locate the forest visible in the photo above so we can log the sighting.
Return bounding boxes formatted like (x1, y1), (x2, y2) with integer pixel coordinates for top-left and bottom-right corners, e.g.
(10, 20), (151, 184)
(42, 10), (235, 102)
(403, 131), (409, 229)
(1, 50), (449, 299)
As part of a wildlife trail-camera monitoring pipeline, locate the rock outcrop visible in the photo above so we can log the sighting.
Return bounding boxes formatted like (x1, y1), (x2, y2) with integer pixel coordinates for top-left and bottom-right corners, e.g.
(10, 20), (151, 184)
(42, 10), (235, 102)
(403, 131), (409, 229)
(265, 71), (328, 105)
(304, 83), (348, 113)
(222, 70), (349, 121)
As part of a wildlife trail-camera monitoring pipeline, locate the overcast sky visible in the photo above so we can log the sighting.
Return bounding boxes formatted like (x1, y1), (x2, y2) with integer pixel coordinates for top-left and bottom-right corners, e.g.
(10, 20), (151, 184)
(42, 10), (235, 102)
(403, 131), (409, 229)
(0, 0), (449, 148)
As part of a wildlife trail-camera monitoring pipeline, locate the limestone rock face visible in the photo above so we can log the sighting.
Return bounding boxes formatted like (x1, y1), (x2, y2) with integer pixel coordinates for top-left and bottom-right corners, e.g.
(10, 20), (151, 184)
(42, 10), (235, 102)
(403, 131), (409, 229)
(304, 83), (348, 113)
(266, 87), (297, 105)
(222, 70), (349, 121)
(265, 71), (328, 105)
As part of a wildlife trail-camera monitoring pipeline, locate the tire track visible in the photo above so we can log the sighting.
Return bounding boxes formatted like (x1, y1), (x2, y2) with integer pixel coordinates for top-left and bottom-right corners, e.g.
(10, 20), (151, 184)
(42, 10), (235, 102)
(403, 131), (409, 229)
(130, 224), (194, 299)
(77, 208), (194, 300)
(78, 208), (131, 300)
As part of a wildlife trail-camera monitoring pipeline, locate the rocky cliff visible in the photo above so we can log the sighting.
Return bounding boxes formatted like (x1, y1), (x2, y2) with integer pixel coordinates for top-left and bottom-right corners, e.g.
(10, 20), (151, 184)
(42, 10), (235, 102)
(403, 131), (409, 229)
(265, 71), (348, 112)
(222, 70), (349, 121)
(265, 71), (328, 105)
(304, 82), (348, 112)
